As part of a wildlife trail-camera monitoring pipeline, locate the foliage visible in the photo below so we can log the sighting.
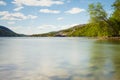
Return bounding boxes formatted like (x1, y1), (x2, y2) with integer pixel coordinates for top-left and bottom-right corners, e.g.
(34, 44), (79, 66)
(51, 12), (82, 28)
(112, 0), (120, 21)
(87, 1), (120, 37)
(69, 22), (112, 37)
(110, 0), (120, 35)
(88, 3), (107, 23)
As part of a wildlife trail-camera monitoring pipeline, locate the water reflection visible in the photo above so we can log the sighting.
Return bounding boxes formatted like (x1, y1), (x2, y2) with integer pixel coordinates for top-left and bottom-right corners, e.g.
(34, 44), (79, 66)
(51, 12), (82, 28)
(0, 38), (120, 80)
(89, 40), (120, 80)
(110, 43), (120, 80)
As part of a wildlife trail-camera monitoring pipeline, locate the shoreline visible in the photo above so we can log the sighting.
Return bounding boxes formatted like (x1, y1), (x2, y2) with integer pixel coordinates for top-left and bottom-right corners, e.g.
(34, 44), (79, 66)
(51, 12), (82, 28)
(97, 37), (120, 40)
(0, 36), (120, 40)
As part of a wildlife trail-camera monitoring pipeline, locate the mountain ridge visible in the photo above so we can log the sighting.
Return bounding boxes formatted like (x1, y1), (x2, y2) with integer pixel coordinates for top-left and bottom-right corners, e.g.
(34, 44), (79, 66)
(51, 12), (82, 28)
(31, 24), (86, 37)
(0, 25), (24, 37)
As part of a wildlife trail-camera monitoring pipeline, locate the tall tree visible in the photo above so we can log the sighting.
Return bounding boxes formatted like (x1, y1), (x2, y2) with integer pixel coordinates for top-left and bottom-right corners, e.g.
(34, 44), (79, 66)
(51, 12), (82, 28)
(110, 0), (120, 35)
(112, 0), (120, 21)
(88, 2), (120, 36)
(88, 3), (108, 23)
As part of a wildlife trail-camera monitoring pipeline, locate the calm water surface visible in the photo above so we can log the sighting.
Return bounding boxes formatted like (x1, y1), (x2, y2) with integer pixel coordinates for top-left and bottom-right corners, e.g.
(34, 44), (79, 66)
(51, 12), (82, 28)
(0, 37), (120, 80)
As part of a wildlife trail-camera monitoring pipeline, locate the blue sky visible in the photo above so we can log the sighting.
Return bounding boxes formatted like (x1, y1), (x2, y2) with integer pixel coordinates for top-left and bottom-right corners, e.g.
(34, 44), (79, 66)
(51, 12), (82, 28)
(0, 0), (115, 34)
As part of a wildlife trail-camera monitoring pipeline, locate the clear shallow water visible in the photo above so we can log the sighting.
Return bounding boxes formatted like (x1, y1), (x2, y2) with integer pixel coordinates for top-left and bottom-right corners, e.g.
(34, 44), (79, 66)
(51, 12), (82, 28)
(0, 37), (120, 80)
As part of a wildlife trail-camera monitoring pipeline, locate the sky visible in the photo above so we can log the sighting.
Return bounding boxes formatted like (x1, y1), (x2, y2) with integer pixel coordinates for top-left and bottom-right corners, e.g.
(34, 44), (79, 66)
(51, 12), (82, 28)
(0, 0), (115, 34)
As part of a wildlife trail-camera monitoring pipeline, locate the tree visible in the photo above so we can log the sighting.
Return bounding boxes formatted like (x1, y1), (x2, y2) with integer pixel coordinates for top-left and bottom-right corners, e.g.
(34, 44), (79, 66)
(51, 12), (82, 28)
(88, 2), (120, 36)
(110, 0), (120, 36)
(112, 0), (120, 21)
(88, 3), (112, 36)
(88, 3), (108, 23)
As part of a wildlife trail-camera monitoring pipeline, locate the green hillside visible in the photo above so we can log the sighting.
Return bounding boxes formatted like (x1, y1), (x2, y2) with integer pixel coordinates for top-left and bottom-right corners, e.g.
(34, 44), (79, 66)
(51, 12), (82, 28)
(31, 22), (116, 37)
(32, 0), (120, 37)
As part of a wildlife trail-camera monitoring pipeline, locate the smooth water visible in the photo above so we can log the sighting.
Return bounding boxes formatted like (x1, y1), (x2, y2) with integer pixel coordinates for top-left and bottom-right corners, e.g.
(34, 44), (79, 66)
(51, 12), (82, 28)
(0, 37), (120, 80)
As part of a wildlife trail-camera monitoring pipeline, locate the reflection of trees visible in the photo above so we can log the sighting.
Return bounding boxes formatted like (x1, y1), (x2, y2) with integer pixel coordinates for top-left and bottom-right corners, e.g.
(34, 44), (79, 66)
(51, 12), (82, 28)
(89, 40), (120, 80)
(111, 45), (120, 80)
(89, 41), (107, 80)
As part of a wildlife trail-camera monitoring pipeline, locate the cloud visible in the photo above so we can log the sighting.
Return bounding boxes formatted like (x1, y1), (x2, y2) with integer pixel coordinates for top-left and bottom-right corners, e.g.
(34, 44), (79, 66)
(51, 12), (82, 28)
(0, 11), (37, 20)
(8, 21), (15, 24)
(38, 24), (57, 29)
(13, 6), (24, 11)
(9, 24), (58, 34)
(65, 7), (85, 14)
(0, 1), (6, 6)
(12, 0), (64, 7)
(39, 9), (60, 14)
(28, 15), (37, 19)
(9, 23), (79, 34)
(57, 17), (64, 21)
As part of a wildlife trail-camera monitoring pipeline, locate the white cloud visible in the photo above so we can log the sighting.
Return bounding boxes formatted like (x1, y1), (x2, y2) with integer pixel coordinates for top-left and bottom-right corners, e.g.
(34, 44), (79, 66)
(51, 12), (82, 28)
(0, 11), (37, 20)
(12, 0), (64, 7)
(28, 15), (37, 19)
(8, 21), (15, 24)
(14, 6), (24, 11)
(39, 9), (60, 14)
(65, 7), (85, 14)
(0, 1), (6, 6)
(9, 24), (58, 34)
(57, 17), (64, 21)
(38, 24), (57, 29)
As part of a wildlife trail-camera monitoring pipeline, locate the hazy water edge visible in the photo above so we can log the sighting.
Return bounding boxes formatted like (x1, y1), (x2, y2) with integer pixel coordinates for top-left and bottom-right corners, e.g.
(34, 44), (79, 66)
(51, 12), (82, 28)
(0, 37), (120, 80)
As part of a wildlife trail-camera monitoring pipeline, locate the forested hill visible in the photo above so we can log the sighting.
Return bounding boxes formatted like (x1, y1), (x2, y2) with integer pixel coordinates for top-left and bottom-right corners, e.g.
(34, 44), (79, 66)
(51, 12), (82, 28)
(31, 24), (86, 37)
(31, 22), (119, 37)
(32, 0), (120, 37)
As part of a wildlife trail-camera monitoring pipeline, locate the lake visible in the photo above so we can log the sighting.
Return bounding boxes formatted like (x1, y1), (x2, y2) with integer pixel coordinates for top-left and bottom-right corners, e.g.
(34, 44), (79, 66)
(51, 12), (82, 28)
(0, 37), (120, 80)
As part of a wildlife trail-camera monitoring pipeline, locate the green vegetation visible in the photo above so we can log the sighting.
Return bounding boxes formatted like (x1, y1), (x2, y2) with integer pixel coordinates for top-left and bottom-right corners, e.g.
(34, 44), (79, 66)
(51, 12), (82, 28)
(32, 0), (120, 37)
(70, 23), (110, 37)
(88, 2), (108, 23)
(85, 1), (120, 37)
(110, 0), (120, 35)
